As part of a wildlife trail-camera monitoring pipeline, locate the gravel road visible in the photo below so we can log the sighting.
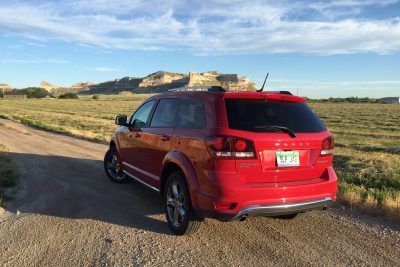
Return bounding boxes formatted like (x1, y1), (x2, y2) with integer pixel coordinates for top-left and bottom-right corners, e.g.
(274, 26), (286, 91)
(0, 119), (399, 266)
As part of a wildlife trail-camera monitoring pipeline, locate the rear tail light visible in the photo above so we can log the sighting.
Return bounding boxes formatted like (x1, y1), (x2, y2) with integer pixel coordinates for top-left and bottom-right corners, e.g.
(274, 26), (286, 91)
(205, 136), (256, 159)
(321, 136), (334, 156)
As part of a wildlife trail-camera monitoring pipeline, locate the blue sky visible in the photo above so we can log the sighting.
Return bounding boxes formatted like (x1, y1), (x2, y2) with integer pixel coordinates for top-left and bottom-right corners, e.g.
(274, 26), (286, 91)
(0, 0), (399, 98)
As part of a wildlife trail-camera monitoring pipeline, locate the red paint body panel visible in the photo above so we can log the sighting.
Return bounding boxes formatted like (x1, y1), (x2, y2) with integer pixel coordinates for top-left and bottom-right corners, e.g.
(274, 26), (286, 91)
(111, 91), (338, 220)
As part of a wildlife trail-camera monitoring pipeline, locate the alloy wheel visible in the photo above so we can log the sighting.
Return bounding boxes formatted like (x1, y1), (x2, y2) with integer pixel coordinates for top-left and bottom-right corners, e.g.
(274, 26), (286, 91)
(166, 181), (186, 227)
(106, 151), (125, 180)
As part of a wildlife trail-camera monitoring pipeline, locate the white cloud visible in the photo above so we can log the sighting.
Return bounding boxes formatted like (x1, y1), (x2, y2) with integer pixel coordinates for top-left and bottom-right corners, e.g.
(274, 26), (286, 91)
(46, 58), (69, 64)
(309, 0), (398, 12)
(6, 44), (22, 49)
(1, 58), (69, 64)
(25, 41), (47, 47)
(290, 0), (398, 20)
(0, 1), (399, 55)
(1, 59), (34, 63)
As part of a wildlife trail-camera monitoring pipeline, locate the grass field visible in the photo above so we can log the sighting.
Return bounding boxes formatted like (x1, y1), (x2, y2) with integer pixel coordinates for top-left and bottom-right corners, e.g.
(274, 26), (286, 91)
(311, 103), (400, 218)
(0, 96), (399, 217)
(0, 95), (151, 143)
(0, 143), (17, 207)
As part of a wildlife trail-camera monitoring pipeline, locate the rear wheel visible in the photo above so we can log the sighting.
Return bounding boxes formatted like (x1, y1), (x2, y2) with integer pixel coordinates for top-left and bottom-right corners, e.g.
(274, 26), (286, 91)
(104, 146), (128, 183)
(164, 171), (201, 235)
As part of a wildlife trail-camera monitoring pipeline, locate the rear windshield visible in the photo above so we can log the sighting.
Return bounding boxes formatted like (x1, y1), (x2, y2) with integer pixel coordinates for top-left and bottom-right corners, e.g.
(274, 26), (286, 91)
(225, 99), (326, 133)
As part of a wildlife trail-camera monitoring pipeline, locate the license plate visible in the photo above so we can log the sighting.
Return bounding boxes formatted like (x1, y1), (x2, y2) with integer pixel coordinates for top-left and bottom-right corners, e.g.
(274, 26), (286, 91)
(276, 151), (300, 167)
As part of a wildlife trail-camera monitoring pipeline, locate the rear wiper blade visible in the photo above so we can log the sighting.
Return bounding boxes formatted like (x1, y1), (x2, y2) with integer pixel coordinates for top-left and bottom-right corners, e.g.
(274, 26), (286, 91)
(255, 125), (296, 138)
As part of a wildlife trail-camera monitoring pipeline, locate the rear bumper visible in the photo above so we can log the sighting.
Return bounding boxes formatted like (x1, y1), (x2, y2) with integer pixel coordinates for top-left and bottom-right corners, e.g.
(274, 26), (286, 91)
(196, 197), (333, 221)
(193, 167), (338, 221)
(233, 197), (332, 219)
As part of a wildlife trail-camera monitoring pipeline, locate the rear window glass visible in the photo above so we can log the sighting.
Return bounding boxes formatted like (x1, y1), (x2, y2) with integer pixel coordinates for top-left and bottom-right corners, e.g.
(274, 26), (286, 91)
(225, 99), (326, 133)
(177, 100), (206, 129)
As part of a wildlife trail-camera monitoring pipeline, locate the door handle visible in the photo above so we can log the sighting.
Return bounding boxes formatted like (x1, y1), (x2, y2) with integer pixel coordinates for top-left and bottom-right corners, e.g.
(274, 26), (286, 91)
(161, 135), (170, 141)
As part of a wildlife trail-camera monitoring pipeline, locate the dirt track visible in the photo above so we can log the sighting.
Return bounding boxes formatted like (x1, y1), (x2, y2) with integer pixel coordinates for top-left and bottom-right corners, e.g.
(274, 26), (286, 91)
(0, 119), (399, 266)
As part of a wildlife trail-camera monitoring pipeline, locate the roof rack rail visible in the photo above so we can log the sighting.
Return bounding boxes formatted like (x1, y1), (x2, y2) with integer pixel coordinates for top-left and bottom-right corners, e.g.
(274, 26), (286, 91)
(168, 86), (226, 92)
(265, 91), (292, 95)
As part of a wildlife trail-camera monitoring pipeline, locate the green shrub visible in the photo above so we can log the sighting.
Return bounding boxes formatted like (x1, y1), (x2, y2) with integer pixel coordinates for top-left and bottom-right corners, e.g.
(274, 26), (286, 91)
(92, 95), (99, 100)
(58, 93), (79, 99)
(19, 87), (49, 98)
(309, 97), (384, 103)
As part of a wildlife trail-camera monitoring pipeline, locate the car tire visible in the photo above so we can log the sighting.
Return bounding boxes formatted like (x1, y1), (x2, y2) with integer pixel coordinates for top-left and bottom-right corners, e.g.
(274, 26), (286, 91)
(104, 146), (128, 183)
(164, 171), (201, 235)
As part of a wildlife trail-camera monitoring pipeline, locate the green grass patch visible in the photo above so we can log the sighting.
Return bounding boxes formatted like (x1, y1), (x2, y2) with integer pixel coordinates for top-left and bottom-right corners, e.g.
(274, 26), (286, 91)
(0, 144), (17, 207)
(310, 103), (400, 217)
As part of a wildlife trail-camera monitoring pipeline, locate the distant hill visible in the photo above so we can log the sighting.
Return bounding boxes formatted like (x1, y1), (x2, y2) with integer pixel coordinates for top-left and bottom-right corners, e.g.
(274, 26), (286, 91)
(40, 81), (61, 92)
(0, 83), (12, 92)
(70, 82), (93, 92)
(6, 72), (256, 95)
(39, 81), (93, 95)
(78, 71), (256, 95)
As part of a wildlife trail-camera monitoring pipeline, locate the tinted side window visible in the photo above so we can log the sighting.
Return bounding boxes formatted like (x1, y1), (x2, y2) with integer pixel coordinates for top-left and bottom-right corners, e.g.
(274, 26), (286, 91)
(177, 100), (206, 129)
(150, 99), (180, 128)
(130, 100), (155, 127)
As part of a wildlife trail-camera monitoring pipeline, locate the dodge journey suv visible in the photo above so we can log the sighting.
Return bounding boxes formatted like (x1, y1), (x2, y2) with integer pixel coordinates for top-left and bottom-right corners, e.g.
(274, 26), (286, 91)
(104, 86), (337, 235)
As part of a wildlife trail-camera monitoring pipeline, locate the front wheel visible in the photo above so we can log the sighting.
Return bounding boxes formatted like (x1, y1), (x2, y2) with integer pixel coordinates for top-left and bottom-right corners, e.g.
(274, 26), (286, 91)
(104, 147), (128, 183)
(164, 171), (201, 235)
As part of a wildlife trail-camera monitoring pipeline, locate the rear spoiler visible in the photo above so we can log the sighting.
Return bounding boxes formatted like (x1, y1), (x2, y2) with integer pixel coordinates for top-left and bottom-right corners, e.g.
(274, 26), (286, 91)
(264, 91), (292, 95)
(224, 92), (306, 103)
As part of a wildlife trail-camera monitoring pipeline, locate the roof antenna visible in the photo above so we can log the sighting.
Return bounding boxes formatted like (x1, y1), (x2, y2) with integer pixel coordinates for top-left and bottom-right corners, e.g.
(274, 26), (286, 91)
(257, 73), (269, 92)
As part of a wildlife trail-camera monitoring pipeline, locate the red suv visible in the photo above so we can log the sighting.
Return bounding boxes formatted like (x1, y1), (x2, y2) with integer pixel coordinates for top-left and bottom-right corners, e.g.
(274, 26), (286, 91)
(104, 86), (337, 235)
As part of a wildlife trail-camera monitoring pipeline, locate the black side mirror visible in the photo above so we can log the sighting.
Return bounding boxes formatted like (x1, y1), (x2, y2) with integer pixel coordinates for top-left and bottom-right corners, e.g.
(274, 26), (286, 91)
(115, 115), (128, 126)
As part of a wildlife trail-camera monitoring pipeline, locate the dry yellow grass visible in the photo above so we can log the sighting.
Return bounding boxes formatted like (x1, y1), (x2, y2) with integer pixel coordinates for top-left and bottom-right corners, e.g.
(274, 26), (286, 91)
(0, 95), (152, 143)
(310, 103), (400, 220)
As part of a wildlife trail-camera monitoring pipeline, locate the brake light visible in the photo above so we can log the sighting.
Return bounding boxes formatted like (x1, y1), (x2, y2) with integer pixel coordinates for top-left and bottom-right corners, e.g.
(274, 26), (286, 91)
(205, 136), (256, 159)
(321, 136), (334, 156)
(213, 137), (227, 150)
(234, 140), (247, 151)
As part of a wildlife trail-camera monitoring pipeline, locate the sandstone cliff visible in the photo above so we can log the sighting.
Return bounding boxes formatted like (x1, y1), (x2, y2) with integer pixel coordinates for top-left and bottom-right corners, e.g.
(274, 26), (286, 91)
(188, 71), (256, 91)
(86, 77), (142, 94)
(40, 81), (61, 92)
(82, 71), (256, 94)
(70, 82), (94, 92)
(139, 71), (187, 87)
(0, 83), (12, 92)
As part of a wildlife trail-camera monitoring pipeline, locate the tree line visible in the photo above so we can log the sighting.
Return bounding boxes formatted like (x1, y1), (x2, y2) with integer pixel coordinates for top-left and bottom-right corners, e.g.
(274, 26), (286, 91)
(307, 97), (385, 103)
(0, 88), (389, 103)
(1, 88), (78, 99)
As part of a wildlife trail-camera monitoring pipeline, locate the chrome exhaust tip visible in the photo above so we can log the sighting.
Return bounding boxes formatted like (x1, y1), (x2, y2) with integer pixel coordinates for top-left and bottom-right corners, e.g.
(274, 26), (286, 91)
(239, 215), (248, 222)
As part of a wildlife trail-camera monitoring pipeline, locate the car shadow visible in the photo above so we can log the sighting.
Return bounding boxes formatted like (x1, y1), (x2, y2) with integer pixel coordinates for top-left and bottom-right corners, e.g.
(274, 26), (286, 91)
(2, 152), (173, 235)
